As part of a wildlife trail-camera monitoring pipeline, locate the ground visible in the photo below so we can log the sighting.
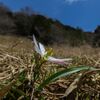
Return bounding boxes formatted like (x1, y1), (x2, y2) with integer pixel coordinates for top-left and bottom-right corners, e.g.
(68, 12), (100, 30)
(0, 35), (100, 100)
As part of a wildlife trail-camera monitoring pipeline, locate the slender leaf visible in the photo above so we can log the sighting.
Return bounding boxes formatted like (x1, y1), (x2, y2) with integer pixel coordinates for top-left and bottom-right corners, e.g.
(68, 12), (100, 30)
(37, 66), (95, 91)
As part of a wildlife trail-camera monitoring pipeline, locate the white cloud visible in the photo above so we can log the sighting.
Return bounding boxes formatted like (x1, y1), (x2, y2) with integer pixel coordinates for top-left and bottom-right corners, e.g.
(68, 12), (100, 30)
(64, 0), (87, 4)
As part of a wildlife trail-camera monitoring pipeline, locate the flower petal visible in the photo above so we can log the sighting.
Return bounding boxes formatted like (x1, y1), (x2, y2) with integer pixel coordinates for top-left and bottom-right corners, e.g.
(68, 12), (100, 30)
(33, 34), (38, 48)
(33, 34), (41, 55)
(48, 56), (72, 65)
(39, 43), (46, 56)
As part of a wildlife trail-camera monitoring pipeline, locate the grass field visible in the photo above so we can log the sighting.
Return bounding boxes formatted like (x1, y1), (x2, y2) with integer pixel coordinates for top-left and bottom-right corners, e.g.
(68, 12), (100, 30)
(0, 35), (100, 100)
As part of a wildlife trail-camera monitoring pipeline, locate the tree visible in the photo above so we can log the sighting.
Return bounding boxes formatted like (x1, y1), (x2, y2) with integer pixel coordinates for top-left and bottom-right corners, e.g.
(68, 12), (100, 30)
(0, 3), (15, 34)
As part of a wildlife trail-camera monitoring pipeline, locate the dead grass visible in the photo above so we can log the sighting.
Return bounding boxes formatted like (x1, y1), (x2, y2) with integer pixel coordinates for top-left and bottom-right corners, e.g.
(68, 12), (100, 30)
(0, 35), (100, 99)
(51, 44), (100, 57)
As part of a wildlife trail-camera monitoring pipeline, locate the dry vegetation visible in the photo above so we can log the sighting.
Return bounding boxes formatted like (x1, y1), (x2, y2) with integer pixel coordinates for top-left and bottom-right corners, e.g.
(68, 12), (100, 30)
(0, 35), (100, 100)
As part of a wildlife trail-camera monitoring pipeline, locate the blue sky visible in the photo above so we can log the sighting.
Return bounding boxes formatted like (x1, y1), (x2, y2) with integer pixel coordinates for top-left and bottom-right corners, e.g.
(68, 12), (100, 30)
(0, 0), (100, 32)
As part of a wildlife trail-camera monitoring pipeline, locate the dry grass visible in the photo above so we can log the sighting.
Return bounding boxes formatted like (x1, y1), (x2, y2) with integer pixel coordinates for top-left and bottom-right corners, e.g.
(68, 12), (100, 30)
(51, 44), (100, 57)
(0, 35), (100, 99)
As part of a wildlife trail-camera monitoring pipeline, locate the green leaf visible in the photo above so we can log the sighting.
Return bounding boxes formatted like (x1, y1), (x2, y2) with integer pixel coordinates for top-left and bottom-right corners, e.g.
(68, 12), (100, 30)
(12, 87), (29, 100)
(37, 66), (95, 91)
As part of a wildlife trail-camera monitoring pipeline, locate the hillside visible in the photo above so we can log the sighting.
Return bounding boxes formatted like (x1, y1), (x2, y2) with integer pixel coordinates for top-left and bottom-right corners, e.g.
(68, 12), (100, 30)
(0, 3), (100, 47)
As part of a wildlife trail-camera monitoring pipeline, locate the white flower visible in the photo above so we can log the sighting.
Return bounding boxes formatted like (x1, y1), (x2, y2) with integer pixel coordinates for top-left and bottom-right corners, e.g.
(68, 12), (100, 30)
(33, 34), (72, 65)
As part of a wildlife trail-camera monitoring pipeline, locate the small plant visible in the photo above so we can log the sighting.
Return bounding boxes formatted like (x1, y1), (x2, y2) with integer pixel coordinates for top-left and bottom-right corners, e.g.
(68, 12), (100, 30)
(31, 34), (96, 99)
(30, 34), (73, 99)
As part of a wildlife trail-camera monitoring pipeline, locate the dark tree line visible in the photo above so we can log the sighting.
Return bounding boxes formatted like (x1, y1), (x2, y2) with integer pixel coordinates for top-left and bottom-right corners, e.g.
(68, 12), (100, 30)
(0, 3), (100, 47)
